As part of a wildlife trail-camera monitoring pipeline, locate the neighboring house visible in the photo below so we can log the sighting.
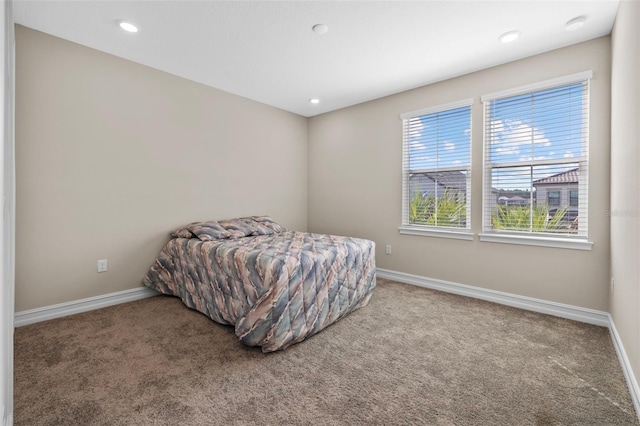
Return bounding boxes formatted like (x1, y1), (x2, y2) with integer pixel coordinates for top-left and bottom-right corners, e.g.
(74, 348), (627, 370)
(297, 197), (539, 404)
(409, 170), (468, 199)
(498, 195), (530, 206)
(533, 168), (579, 211)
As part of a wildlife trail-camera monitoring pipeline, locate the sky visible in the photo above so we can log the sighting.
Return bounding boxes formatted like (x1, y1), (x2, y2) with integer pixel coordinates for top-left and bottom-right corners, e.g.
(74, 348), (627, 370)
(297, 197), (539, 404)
(407, 82), (586, 191)
(407, 105), (470, 171)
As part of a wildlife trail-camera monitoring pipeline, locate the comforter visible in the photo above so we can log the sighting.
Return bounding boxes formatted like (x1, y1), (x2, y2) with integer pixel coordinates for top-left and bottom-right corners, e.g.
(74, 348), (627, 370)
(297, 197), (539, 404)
(143, 231), (376, 352)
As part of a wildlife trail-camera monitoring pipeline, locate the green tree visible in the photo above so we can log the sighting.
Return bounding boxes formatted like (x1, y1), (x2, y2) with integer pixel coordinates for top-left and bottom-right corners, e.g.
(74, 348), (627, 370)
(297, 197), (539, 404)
(410, 189), (466, 228)
(409, 191), (430, 224)
(492, 204), (569, 233)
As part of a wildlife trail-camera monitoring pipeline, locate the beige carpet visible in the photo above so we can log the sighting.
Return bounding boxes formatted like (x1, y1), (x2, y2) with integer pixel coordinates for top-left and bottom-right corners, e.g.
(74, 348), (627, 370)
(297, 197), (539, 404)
(14, 279), (639, 425)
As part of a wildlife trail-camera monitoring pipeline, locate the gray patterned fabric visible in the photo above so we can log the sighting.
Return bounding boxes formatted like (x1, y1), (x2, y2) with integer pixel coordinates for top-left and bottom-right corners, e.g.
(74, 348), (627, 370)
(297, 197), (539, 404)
(143, 231), (376, 352)
(169, 225), (194, 239)
(217, 218), (255, 239)
(239, 217), (276, 236)
(248, 215), (287, 233)
(187, 221), (232, 241)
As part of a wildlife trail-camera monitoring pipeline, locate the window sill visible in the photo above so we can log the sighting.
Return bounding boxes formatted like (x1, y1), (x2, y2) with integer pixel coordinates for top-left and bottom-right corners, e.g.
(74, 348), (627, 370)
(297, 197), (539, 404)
(478, 233), (593, 251)
(398, 226), (474, 241)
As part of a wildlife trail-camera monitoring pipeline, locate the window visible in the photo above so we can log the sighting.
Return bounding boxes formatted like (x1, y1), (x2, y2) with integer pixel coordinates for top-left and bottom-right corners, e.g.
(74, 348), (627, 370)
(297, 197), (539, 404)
(482, 72), (590, 239)
(400, 100), (472, 237)
(570, 190), (579, 207)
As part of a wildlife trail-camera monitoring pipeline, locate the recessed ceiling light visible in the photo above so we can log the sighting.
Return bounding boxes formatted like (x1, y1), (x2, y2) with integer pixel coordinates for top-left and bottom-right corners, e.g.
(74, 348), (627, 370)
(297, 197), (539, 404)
(566, 16), (586, 32)
(312, 24), (328, 35)
(499, 30), (520, 43)
(309, 98), (320, 104)
(119, 21), (138, 33)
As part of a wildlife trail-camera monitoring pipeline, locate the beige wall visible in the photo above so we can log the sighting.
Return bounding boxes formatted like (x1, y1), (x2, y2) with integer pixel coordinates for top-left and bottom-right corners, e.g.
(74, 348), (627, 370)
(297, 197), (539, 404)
(610, 0), (640, 402)
(309, 37), (611, 311)
(2, 1), (14, 421)
(15, 26), (308, 311)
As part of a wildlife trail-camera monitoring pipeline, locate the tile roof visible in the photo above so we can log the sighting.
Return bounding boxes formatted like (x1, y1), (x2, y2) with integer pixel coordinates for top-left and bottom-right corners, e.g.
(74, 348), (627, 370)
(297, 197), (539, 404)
(533, 168), (579, 185)
(422, 171), (467, 189)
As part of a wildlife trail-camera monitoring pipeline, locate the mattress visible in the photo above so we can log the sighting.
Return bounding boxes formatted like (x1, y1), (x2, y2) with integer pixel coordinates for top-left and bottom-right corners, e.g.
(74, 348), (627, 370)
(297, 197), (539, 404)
(143, 228), (376, 352)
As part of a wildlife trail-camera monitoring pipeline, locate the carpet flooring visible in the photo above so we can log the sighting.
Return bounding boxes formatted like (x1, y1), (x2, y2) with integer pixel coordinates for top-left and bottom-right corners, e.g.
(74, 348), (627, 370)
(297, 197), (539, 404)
(14, 279), (639, 425)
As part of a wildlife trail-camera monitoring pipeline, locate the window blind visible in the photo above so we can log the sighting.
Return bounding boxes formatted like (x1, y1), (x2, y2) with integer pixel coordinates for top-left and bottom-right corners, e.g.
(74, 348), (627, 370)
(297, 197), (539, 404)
(401, 100), (472, 229)
(483, 76), (590, 237)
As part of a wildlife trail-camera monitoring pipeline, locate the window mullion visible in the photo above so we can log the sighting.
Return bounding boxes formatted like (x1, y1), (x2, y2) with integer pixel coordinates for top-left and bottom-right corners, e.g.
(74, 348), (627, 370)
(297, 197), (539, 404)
(529, 94), (535, 233)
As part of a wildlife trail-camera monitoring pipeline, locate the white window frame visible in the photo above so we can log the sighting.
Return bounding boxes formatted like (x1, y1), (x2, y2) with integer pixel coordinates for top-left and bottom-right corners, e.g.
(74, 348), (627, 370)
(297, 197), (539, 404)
(479, 71), (593, 250)
(399, 99), (474, 240)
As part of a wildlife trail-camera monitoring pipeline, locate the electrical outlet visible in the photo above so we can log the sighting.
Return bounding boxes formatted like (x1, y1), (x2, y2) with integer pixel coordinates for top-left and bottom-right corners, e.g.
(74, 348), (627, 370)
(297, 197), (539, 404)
(385, 245), (392, 255)
(610, 277), (615, 292)
(97, 259), (108, 273)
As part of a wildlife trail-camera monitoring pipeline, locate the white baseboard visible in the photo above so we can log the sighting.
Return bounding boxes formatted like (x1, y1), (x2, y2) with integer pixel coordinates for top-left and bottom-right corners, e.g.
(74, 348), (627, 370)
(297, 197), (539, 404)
(609, 316), (640, 422)
(3, 413), (11, 426)
(376, 268), (609, 326)
(14, 287), (159, 327)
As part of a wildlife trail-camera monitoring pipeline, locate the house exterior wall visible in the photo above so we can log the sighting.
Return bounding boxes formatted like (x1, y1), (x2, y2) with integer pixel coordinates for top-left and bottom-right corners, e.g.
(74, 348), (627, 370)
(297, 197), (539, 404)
(535, 184), (577, 208)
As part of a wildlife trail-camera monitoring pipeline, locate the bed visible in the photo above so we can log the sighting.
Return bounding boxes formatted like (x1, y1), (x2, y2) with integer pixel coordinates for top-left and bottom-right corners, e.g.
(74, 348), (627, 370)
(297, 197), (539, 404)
(143, 216), (376, 352)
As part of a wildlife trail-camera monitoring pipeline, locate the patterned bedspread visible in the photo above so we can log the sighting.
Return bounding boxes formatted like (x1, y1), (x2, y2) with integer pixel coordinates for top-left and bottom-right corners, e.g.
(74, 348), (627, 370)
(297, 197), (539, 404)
(143, 230), (376, 352)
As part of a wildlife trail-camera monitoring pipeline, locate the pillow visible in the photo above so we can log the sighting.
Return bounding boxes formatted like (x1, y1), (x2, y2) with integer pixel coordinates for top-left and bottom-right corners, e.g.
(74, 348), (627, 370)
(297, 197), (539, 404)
(239, 217), (276, 236)
(217, 218), (255, 239)
(170, 225), (194, 239)
(248, 216), (287, 233)
(187, 221), (232, 241)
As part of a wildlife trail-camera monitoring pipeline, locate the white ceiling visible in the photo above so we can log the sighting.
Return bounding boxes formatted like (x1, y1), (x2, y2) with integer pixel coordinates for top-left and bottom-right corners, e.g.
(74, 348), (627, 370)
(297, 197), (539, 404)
(14, 1), (619, 117)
